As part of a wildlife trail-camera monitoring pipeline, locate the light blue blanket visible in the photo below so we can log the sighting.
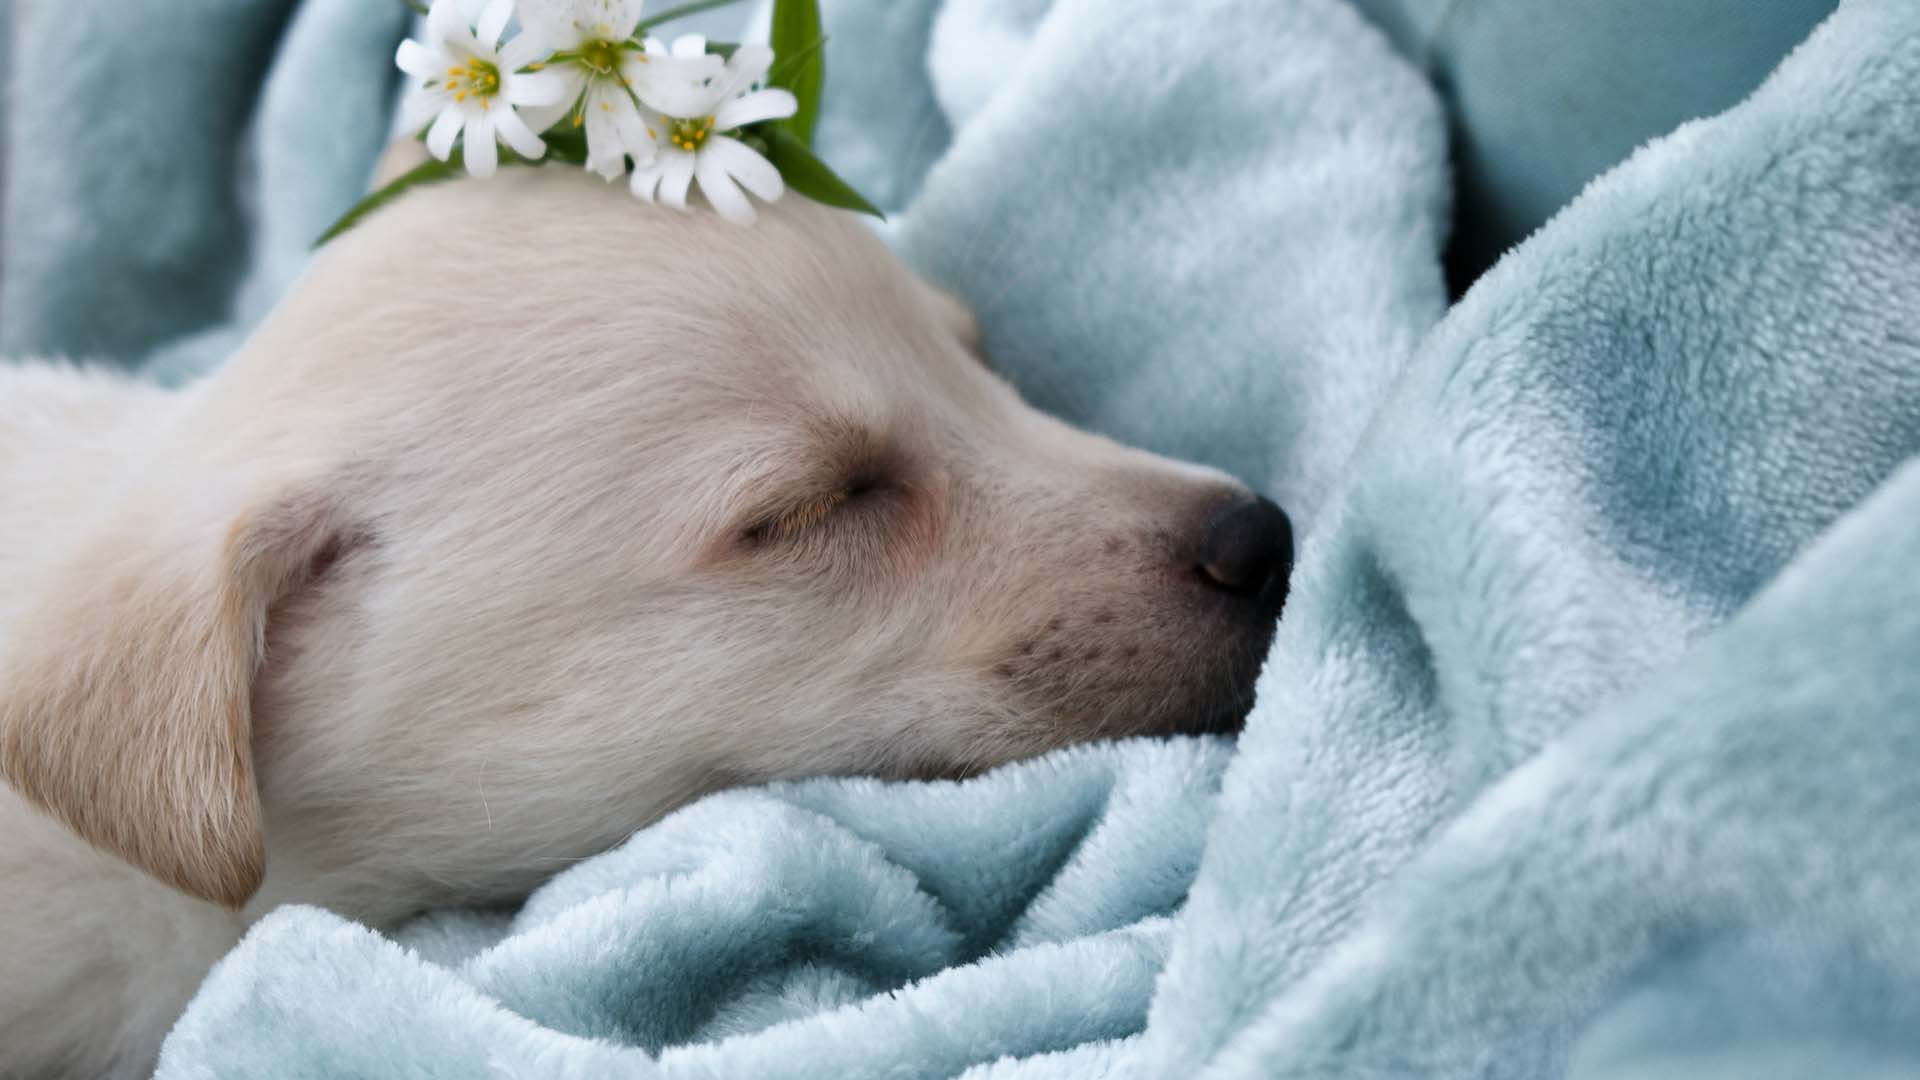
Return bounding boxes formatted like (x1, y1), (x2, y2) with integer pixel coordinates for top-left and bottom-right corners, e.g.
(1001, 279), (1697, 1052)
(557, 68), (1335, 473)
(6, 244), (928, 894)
(6, 0), (1920, 1076)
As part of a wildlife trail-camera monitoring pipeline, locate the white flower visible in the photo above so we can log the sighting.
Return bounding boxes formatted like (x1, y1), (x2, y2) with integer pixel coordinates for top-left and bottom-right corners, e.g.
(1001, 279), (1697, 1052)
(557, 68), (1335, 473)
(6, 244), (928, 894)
(514, 1), (723, 181)
(629, 37), (797, 225)
(396, 0), (567, 178)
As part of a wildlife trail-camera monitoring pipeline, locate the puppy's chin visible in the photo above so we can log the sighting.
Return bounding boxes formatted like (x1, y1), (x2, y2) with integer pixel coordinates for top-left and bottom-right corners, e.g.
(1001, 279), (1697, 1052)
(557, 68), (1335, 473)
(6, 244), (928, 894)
(1189, 583), (1290, 734)
(1186, 625), (1278, 736)
(953, 617), (1276, 774)
(1143, 610), (1279, 737)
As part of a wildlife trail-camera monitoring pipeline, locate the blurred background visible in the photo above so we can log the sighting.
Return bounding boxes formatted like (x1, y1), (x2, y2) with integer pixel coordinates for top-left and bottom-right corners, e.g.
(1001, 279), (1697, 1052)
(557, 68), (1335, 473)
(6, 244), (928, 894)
(0, 0), (1837, 377)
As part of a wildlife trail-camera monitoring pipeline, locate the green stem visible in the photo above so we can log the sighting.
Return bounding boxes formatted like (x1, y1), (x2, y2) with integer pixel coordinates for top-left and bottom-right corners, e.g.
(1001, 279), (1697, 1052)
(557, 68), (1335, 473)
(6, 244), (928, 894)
(634, 0), (747, 34)
(316, 151), (461, 246)
(399, 0), (428, 14)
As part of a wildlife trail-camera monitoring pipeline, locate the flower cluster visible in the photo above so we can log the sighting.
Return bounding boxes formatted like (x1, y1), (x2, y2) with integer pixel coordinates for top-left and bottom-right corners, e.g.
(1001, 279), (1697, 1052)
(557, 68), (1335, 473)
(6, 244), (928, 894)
(387, 0), (837, 226)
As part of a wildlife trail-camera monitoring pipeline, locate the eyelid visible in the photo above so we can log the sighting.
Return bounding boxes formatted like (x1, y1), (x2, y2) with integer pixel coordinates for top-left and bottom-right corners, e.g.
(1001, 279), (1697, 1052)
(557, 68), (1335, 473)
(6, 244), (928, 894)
(748, 489), (850, 544)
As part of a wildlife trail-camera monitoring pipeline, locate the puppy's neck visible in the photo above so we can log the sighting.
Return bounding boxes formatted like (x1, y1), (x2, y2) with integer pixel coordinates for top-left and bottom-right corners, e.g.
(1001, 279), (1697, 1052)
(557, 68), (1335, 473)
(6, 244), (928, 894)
(0, 775), (246, 1077)
(0, 366), (241, 1078)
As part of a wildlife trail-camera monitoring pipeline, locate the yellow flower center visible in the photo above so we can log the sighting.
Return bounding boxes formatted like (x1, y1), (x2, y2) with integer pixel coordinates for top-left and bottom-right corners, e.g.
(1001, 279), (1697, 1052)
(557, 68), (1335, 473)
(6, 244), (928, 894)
(445, 58), (501, 107)
(579, 39), (622, 75)
(669, 115), (715, 152)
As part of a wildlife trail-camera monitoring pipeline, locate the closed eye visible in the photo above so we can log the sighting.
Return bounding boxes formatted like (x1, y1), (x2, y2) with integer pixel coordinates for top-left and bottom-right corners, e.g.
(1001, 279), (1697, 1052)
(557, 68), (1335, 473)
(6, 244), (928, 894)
(746, 490), (850, 544)
(741, 478), (887, 547)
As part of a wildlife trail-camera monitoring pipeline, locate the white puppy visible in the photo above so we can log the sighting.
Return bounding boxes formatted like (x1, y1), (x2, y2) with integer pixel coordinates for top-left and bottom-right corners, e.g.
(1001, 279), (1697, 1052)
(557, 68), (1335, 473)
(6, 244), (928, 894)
(0, 164), (1291, 1077)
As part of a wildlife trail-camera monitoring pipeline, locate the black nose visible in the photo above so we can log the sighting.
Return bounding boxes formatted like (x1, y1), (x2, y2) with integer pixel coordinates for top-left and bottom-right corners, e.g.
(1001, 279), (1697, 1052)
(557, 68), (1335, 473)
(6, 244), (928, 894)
(1196, 495), (1293, 600)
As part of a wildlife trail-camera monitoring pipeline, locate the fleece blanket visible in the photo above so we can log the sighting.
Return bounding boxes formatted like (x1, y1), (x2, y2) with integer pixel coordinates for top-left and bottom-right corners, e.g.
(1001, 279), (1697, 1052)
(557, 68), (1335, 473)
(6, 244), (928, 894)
(3, 0), (1919, 1076)
(1347, 0), (1841, 277)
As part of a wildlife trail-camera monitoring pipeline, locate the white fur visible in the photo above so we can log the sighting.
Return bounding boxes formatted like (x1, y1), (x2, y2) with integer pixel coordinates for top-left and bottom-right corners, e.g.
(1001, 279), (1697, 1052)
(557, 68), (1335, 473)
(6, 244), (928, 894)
(0, 171), (1275, 1077)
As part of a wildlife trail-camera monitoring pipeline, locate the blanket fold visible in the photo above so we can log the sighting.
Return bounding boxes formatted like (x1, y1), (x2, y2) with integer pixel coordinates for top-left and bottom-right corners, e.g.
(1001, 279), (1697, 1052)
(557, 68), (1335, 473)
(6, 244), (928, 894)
(158, 741), (1232, 1077)
(1151, 1), (1920, 1067)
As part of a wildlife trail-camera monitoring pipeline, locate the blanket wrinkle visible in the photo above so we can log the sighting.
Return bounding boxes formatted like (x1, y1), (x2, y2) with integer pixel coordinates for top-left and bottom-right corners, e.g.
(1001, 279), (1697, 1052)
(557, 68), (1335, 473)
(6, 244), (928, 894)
(1145, 3), (1920, 1075)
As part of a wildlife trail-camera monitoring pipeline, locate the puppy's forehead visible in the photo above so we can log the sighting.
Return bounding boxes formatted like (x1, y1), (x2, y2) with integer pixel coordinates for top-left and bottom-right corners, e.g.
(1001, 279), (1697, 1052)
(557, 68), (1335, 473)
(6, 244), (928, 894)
(423, 169), (917, 323)
(297, 171), (937, 374)
(211, 169), (993, 487)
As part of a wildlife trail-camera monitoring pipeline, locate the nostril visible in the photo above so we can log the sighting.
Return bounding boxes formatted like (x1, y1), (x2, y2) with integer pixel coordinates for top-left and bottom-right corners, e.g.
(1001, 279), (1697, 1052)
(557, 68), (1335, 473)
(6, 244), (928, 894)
(1196, 494), (1293, 599)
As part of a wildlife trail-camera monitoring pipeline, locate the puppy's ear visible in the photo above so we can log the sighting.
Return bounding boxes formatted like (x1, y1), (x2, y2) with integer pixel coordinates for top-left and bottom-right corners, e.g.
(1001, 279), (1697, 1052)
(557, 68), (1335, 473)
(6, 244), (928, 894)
(369, 137), (432, 189)
(0, 480), (352, 908)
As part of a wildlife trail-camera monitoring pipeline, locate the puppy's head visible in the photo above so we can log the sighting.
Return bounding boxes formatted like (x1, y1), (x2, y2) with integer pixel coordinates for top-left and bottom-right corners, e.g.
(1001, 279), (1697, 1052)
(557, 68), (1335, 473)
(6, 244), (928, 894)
(0, 166), (1290, 916)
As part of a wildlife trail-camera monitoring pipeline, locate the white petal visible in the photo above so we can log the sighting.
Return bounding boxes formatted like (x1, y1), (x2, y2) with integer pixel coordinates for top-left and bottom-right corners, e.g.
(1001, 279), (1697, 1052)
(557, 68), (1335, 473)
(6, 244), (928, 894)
(633, 50), (720, 87)
(586, 147), (626, 180)
(587, 83), (651, 155)
(643, 36), (667, 57)
(630, 161), (664, 202)
(516, 101), (568, 135)
(399, 88), (450, 134)
(638, 77), (718, 119)
(613, 99), (652, 160)
(516, 69), (585, 132)
(611, 0), (647, 36)
(465, 113), (499, 177)
(583, 92), (628, 179)
(633, 50), (723, 117)
(499, 32), (554, 71)
(717, 45), (773, 97)
(513, 0), (581, 49)
(696, 152), (754, 225)
(507, 69), (568, 107)
(659, 150), (695, 210)
(426, 106), (465, 160)
(618, 52), (649, 86)
(476, 0), (514, 47)
(714, 88), (796, 131)
(706, 135), (783, 202)
(670, 34), (707, 60)
(396, 39), (442, 79)
(495, 107), (547, 159)
(428, 0), (473, 48)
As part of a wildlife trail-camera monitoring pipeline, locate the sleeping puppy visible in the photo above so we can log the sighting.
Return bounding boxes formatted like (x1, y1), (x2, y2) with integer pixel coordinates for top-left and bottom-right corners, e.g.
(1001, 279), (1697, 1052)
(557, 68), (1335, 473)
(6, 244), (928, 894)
(0, 156), (1291, 1078)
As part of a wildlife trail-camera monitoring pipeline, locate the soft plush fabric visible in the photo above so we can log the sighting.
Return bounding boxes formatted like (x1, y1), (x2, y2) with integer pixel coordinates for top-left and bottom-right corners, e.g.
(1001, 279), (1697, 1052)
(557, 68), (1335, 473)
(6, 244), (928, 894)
(895, 0), (1450, 528)
(0, 0), (409, 381)
(1348, 0), (1841, 278)
(0, 0), (747, 383)
(4, 0), (1919, 1075)
(1140, 3), (1920, 1072)
(160, 739), (1236, 1077)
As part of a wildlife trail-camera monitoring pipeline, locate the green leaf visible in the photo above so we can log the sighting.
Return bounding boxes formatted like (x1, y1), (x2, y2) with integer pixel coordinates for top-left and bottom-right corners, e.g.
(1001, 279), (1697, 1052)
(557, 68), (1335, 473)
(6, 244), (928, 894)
(766, 35), (827, 89)
(768, 0), (824, 147)
(315, 151), (464, 247)
(634, 0), (746, 34)
(759, 125), (883, 220)
(543, 119), (591, 165)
